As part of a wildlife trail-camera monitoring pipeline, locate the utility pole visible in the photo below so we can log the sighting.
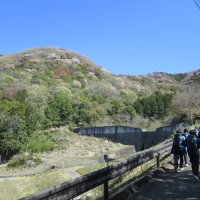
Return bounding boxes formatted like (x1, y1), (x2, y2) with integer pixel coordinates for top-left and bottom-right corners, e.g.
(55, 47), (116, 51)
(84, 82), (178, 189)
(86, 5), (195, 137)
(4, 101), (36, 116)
(188, 81), (193, 126)
(189, 93), (193, 125)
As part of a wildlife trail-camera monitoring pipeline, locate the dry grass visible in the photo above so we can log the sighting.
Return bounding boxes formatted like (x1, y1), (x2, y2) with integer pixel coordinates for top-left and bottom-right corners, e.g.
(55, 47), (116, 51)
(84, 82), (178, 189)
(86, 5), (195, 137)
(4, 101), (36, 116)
(0, 169), (70, 200)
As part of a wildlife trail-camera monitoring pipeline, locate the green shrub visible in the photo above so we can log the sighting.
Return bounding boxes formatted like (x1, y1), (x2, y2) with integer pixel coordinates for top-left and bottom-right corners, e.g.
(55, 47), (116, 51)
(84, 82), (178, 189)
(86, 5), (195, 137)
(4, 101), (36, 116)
(21, 132), (55, 153)
(27, 140), (54, 153)
(7, 155), (24, 168)
(7, 153), (42, 169)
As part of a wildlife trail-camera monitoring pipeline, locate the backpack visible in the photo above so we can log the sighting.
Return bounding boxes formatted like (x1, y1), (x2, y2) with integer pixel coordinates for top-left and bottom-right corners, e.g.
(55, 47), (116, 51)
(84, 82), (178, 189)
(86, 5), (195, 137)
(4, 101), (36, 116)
(187, 135), (198, 153)
(173, 133), (184, 151)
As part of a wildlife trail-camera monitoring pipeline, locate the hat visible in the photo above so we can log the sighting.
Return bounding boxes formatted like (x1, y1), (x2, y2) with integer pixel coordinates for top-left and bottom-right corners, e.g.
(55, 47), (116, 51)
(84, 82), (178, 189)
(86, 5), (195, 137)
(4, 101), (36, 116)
(189, 130), (196, 135)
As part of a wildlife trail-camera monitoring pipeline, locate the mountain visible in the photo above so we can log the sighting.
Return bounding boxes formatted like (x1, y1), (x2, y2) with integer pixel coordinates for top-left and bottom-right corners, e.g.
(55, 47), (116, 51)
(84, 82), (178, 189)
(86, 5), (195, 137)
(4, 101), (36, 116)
(0, 47), (199, 122)
(1, 47), (200, 161)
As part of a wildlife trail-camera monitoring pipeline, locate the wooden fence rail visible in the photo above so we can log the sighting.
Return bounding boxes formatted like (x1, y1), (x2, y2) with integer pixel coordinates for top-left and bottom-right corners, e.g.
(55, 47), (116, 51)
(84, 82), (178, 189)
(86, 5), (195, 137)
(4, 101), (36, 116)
(19, 141), (172, 200)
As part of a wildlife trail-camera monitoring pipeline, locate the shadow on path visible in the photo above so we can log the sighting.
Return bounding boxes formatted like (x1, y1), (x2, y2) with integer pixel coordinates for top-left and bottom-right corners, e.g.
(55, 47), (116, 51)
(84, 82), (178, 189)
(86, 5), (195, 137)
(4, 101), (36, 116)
(128, 164), (200, 200)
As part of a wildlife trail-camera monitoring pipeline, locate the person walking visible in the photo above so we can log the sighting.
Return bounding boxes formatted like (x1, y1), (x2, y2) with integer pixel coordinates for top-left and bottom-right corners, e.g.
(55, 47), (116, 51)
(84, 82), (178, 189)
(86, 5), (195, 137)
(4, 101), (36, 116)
(184, 129), (200, 182)
(182, 128), (189, 167)
(171, 130), (185, 173)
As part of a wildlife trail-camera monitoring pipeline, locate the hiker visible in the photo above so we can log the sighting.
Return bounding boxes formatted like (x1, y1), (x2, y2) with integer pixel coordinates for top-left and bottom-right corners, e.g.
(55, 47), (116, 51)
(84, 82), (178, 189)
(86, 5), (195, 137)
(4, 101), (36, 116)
(184, 129), (200, 182)
(197, 127), (200, 139)
(171, 130), (185, 173)
(182, 129), (189, 167)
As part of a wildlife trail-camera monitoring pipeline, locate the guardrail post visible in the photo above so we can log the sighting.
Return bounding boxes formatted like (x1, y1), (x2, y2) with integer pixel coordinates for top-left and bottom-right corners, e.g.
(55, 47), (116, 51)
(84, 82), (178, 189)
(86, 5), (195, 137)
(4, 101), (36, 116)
(104, 181), (109, 200)
(104, 154), (110, 167)
(157, 153), (160, 168)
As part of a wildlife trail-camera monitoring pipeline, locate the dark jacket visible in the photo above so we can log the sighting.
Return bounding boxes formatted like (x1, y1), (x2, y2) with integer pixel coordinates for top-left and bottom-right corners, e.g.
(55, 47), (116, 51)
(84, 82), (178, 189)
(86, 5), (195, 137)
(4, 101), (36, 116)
(183, 134), (200, 155)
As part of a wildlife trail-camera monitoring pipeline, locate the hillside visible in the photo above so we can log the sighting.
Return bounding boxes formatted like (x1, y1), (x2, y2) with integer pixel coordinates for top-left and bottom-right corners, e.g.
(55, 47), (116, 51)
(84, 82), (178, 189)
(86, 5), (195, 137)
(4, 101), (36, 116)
(0, 47), (177, 126)
(1, 47), (200, 199)
(0, 47), (200, 162)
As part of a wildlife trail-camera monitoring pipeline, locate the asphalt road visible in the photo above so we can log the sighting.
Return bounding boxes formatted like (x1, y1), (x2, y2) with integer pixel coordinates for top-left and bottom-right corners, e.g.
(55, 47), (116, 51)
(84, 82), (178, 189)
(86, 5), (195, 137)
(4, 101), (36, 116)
(128, 164), (200, 200)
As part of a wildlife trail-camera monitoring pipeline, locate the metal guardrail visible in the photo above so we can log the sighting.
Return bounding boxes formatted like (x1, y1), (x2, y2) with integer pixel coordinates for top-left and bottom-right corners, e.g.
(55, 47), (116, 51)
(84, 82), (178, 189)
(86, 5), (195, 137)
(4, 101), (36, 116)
(19, 141), (172, 200)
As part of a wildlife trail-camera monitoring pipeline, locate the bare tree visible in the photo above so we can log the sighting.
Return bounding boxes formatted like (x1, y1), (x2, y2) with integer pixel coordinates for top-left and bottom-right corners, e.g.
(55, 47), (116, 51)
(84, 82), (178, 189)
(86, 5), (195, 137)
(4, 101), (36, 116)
(173, 82), (200, 124)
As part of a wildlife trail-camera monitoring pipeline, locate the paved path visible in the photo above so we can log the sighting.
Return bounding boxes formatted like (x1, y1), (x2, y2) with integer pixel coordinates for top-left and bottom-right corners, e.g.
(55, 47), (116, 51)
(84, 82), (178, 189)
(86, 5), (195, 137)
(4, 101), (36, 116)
(128, 164), (200, 200)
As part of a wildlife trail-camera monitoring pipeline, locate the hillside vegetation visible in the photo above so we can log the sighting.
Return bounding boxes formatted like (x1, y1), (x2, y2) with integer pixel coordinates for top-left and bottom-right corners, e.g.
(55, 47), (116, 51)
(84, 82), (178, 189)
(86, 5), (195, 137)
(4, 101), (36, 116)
(1, 47), (200, 161)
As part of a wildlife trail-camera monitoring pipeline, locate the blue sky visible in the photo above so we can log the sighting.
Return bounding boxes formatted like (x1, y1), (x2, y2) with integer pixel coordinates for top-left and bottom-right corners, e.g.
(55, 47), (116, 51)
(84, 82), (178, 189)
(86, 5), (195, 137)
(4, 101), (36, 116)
(0, 0), (200, 75)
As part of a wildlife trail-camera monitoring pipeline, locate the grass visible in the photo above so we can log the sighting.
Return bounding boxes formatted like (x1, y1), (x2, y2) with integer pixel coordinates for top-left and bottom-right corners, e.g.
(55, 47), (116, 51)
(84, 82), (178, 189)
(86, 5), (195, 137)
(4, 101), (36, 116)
(0, 169), (70, 200)
(76, 163), (107, 175)
(147, 120), (163, 131)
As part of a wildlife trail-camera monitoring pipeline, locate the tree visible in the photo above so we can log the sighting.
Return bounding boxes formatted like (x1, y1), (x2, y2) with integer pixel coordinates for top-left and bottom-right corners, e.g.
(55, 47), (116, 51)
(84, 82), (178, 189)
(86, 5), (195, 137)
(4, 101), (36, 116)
(44, 91), (73, 127)
(133, 91), (172, 119)
(108, 99), (126, 116)
(0, 101), (27, 160)
(73, 97), (93, 125)
(173, 83), (200, 124)
(133, 101), (143, 115)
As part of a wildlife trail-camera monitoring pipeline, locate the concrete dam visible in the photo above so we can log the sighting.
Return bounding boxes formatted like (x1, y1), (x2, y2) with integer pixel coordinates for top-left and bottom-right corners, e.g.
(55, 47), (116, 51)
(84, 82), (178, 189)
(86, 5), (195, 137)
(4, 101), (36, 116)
(74, 125), (174, 152)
